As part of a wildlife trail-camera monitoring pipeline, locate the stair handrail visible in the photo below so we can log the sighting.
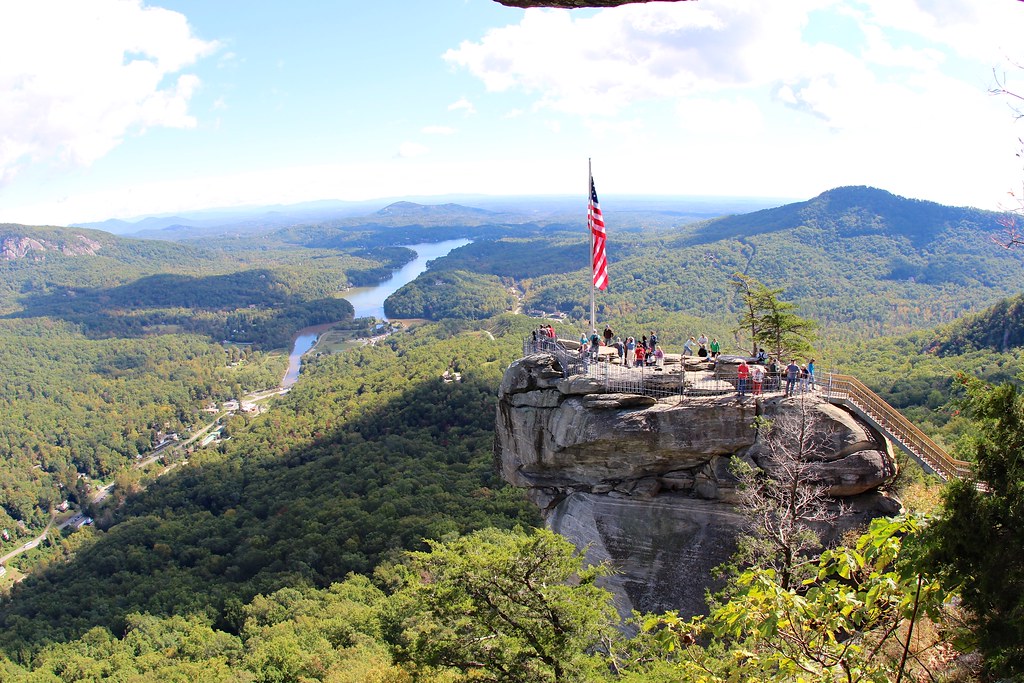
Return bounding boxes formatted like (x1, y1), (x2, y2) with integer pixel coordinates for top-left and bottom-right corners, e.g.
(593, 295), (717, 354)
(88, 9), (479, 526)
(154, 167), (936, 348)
(822, 372), (974, 481)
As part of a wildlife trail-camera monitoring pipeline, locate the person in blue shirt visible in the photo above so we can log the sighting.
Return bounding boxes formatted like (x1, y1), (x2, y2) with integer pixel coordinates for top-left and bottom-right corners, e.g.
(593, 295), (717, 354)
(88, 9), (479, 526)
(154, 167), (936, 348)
(785, 359), (800, 397)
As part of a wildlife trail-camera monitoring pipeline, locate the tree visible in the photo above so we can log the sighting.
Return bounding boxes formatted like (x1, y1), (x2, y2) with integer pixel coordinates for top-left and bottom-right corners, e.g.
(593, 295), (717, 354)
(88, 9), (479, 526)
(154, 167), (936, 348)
(731, 406), (842, 591)
(391, 527), (618, 682)
(921, 376), (1024, 678)
(627, 517), (948, 683)
(731, 273), (817, 359)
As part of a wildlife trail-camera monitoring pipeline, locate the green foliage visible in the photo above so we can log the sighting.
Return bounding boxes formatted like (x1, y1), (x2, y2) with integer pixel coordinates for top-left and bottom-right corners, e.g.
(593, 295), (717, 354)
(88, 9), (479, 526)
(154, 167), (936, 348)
(731, 273), (817, 359)
(623, 517), (947, 683)
(928, 292), (1024, 355)
(921, 378), (1024, 678)
(0, 319), (540, 655)
(390, 527), (618, 683)
(384, 270), (516, 320)
(0, 319), (286, 532)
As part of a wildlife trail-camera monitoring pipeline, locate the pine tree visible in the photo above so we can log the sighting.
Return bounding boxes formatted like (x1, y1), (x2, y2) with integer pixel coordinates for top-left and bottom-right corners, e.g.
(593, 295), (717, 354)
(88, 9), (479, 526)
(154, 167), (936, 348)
(922, 377), (1024, 678)
(732, 273), (817, 360)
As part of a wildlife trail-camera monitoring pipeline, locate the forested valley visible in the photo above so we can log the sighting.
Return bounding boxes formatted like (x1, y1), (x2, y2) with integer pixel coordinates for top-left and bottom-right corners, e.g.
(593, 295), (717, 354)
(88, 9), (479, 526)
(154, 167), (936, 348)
(1, 186), (1023, 681)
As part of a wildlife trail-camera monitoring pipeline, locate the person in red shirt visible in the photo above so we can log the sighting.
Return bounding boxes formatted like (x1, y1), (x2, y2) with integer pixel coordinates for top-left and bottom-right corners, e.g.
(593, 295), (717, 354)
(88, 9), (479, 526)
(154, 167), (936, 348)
(634, 344), (646, 367)
(737, 360), (750, 398)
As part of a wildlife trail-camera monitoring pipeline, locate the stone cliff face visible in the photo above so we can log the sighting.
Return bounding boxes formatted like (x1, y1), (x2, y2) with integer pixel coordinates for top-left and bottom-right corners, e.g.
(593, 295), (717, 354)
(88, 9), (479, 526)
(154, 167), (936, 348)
(495, 353), (900, 617)
(0, 233), (102, 260)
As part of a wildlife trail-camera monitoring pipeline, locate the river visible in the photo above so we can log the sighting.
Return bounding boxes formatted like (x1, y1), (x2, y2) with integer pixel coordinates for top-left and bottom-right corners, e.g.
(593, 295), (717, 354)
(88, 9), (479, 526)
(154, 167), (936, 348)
(282, 238), (471, 387)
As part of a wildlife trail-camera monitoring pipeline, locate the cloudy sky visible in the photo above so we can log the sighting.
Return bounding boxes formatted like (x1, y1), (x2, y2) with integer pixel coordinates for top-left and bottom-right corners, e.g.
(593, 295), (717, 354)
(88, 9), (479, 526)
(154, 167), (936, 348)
(2, 0), (1024, 225)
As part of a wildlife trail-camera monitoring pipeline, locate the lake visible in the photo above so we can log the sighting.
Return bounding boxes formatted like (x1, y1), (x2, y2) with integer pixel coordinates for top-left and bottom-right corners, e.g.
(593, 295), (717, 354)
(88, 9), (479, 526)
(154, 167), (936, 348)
(282, 238), (471, 387)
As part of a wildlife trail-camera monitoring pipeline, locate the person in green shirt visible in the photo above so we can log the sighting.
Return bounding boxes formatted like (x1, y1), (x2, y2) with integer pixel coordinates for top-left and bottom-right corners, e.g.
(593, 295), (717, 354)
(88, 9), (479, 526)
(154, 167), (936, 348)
(709, 338), (721, 358)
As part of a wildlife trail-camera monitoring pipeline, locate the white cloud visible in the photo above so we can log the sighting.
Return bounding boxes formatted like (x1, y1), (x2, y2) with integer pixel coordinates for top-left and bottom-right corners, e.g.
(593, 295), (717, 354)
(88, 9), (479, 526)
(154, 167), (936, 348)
(443, 2), (831, 116)
(854, 0), (1024, 65)
(676, 97), (764, 136)
(0, 0), (217, 185)
(447, 97), (477, 115)
(397, 141), (430, 158)
(422, 125), (456, 135)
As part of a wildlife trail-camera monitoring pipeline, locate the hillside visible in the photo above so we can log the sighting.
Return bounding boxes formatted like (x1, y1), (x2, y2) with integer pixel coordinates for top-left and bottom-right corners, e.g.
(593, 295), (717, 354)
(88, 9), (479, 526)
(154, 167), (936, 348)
(0, 224), (416, 541)
(459, 186), (1024, 337)
(688, 186), (999, 246)
(928, 292), (1024, 355)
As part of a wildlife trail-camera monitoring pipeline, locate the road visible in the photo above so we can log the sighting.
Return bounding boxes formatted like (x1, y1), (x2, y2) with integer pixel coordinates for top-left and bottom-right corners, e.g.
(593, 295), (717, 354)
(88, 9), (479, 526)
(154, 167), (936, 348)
(0, 384), (286, 570)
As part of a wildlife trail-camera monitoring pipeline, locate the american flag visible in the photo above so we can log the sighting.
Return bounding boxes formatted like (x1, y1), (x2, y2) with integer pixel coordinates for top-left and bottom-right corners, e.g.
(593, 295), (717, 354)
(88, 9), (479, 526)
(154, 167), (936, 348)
(589, 176), (608, 290)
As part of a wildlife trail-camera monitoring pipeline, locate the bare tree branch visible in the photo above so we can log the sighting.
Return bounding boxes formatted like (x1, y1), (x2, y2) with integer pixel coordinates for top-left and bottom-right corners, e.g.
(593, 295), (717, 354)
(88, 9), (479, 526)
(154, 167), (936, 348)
(732, 401), (845, 590)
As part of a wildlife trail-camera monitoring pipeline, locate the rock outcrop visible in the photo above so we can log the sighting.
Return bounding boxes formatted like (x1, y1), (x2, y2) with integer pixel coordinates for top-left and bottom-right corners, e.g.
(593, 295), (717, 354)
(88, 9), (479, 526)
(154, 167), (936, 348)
(0, 233), (102, 260)
(495, 353), (900, 617)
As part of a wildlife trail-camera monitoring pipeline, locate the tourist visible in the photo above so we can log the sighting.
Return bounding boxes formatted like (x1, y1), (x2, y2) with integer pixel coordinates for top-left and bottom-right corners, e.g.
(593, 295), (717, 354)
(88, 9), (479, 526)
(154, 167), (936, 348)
(590, 332), (601, 361)
(580, 332), (588, 347)
(641, 335), (648, 351)
(737, 359), (750, 398)
(800, 364), (810, 393)
(751, 363), (764, 395)
(654, 345), (665, 367)
(768, 357), (780, 391)
(697, 332), (709, 354)
(603, 325), (614, 346)
(612, 337), (625, 364)
(785, 359), (800, 396)
(710, 337), (720, 359)
(626, 337), (636, 368)
(650, 331), (659, 349)
(756, 347), (768, 364)
(634, 343), (646, 368)
(683, 336), (696, 356)
(807, 358), (816, 391)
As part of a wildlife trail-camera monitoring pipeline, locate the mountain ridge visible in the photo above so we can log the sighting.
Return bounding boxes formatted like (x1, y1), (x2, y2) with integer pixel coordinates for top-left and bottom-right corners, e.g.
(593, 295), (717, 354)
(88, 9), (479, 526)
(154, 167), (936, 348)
(691, 185), (1001, 245)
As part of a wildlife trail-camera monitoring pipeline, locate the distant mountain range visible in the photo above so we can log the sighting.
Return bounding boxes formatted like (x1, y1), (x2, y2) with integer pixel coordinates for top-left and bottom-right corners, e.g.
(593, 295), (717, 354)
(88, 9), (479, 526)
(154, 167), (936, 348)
(70, 194), (791, 240)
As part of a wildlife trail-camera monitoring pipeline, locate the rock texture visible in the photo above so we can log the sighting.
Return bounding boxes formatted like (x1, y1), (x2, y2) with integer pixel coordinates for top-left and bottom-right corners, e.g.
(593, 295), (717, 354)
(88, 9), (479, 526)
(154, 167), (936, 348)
(495, 353), (899, 617)
(0, 234), (102, 260)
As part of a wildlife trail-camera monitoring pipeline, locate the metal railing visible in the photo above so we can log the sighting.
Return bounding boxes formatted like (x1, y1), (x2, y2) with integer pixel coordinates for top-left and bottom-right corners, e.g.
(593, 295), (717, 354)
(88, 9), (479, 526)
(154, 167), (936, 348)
(520, 337), (973, 482)
(818, 373), (974, 481)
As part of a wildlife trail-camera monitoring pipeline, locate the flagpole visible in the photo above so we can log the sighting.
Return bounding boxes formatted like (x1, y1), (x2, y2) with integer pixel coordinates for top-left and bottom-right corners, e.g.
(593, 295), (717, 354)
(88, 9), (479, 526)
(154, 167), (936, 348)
(588, 158), (596, 335)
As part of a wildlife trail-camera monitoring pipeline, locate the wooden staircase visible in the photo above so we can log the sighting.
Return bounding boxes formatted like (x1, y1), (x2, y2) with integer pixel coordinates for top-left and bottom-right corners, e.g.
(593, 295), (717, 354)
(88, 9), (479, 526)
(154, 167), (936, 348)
(820, 373), (974, 481)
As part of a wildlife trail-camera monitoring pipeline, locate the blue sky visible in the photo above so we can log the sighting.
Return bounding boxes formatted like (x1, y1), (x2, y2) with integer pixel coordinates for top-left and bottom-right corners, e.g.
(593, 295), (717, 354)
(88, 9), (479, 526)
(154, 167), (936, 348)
(2, 0), (1024, 225)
